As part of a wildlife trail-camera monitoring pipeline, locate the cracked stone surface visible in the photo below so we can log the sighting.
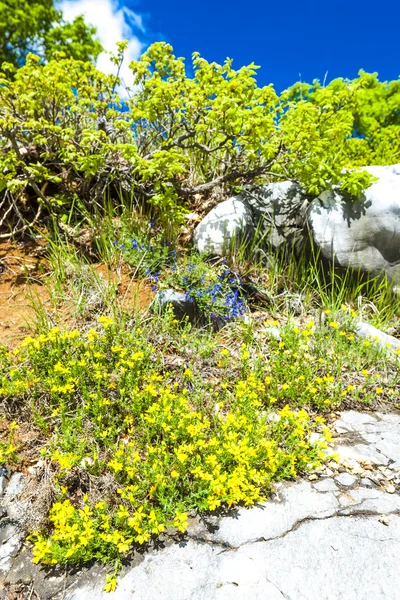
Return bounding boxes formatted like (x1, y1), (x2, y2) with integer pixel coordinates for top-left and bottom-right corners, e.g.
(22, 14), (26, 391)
(1, 410), (400, 599)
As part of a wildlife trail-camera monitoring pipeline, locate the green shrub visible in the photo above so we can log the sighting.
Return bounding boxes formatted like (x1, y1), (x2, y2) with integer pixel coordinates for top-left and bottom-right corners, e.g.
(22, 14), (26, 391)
(3, 42), (397, 238)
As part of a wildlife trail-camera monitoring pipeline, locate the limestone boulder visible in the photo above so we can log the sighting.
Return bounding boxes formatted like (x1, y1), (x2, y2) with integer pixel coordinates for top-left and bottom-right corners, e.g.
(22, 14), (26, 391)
(193, 182), (309, 257)
(193, 198), (255, 256)
(308, 164), (400, 282)
(237, 180), (309, 251)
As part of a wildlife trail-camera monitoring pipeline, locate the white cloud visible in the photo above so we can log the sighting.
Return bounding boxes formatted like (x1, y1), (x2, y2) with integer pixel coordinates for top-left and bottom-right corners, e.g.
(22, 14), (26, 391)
(59, 0), (145, 86)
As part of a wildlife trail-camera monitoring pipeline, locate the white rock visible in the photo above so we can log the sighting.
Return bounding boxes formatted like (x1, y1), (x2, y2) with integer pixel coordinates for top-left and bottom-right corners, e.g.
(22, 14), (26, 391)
(355, 322), (400, 351)
(313, 478), (338, 492)
(308, 164), (400, 282)
(335, 473), (358, 487)
(193, 198), (255, 255)
(4, 473), (25, 500)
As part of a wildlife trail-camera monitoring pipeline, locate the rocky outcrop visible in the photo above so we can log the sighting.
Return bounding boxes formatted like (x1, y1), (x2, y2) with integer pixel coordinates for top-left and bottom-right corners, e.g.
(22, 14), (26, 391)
(308, 164), (400, 283)
(194, 164), (400, 284)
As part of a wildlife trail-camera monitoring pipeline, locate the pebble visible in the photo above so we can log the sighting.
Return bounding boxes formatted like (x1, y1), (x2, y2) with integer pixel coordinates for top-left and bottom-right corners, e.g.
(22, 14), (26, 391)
(335, 473), (358, 487)
(360, 477), (378, 488)
(313, 479), (338, 492)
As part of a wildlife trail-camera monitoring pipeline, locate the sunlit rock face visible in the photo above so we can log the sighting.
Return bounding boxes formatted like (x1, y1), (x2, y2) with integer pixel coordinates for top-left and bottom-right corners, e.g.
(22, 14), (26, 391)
(194, 164), (400, 284)
(308, 164), (400, 283)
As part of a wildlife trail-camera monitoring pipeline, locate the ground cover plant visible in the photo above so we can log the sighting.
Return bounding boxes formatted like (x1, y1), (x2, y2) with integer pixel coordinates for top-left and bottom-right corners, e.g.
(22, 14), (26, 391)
(1, 285), (400, 588)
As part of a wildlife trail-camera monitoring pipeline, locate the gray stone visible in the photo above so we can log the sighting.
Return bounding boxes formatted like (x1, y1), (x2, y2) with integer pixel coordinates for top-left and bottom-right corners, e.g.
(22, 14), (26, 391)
(237, 181), (309, 251)
(313, 478), (338, 492)
(193, 181), (309, 258)
(241, 515), (400, 600)
(62, 494), (400, 600)
(338, 410), (379, 429)
(153, 289), (202, 325)
(0, 467), (11, 498)
(4, 473), (25, 500)
(308, 164), (400, 283)
(339, 411), (400, 472)
(335, 473), (358, 487)
(190, 480), (340, 548)
(66, 542), (219, 600)
(338, 486), (400, 515)
(6, 549), (88, 597)
(334, 443), (390, 466)
(360, 477), (378, 488)
(4, 500), (29, 522)
(194, 165), (400, 287)
(333, 419), (355, 434)
(193, 198), (255, 256)
(0, 527), (23, 575)
(355, 322), (400, 351)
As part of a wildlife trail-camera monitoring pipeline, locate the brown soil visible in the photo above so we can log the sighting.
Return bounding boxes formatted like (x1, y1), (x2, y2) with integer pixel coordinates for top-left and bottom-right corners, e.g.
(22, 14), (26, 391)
(0, 240), (50, 348)
(94, 262), (154, 311)
(0, 241), (154, 350)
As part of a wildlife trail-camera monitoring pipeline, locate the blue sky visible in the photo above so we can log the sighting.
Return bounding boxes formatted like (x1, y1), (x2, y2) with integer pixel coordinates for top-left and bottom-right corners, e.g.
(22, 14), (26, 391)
(61, 0), (399, 92)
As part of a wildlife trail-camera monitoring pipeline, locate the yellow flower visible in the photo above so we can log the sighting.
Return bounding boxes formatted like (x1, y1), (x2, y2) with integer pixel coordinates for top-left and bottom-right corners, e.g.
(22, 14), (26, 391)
(329, 321), (340, 329)
(375, 387), (383, 394)
(183, 368), (194, 379)
(103, 574), (117, 593)
(98, 315), (114, 329)
(108, 459), (124, 472)
(173, 511), (188, 533)
(117, 505), (129, 520)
